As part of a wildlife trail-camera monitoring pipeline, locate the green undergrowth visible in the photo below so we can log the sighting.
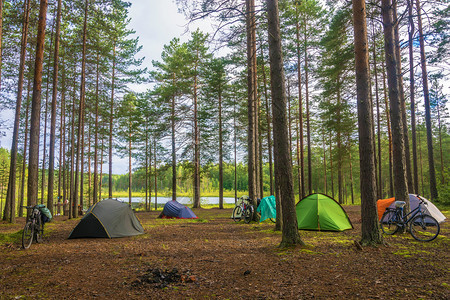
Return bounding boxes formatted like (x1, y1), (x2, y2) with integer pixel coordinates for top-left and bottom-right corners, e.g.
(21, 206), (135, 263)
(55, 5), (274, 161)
(0, 230), (23, 244)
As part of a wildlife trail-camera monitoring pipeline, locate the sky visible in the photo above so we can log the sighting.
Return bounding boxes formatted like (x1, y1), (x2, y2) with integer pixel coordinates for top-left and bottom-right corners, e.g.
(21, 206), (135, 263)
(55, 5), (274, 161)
(113, 0), (212, 173)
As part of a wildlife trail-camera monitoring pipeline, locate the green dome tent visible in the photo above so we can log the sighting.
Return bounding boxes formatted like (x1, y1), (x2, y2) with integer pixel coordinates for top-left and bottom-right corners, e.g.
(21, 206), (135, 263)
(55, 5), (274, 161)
(69, 199), (144, 239)
(296, 194), (353, 231)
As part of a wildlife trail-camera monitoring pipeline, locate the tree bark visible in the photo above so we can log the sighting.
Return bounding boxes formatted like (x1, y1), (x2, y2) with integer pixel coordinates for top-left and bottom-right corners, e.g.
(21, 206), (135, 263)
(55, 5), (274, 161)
(295, 1), (305, 199)
(93, 53), (100, 204)
(382, 0), (409, 208)
(27, 0), (48, 209)
(416, 0), (438, 200)
(73, 0), (89, 217)
(304, 14), (312, 195)
(193, 51), (200, 208)
(267, 0), (303, 247)
(109, 42), (116, 199)
(219, 85), (224, 209)
(19, 80), (32, 218)
(408, 0), (419, 194)
(246, 0), (257, 206)
(128, 121), (132, 206)
(382, 60), (394, 196)
(59, 62), (66, 215)
(260, 46), (274, 196)
(47, 0), (62, 215)
(4, 0), (31, 222)
(372, 22), (382, 199)
(393, 2), (413, 193)
(352, 0), (383, 245)
(154, 138), (158, 209)
(171, 92), (177, 201)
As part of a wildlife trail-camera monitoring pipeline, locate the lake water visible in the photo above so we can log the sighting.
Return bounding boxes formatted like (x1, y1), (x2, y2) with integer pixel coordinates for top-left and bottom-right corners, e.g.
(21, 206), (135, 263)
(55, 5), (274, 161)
(117, 196), (237, 207)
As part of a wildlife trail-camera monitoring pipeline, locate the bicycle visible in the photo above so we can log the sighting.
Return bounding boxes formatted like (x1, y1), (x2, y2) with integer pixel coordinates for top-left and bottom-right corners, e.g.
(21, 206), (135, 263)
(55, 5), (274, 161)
(380, 199), (440, 242)
(22, 205), (45, 249)
(232, 197), (254, 224)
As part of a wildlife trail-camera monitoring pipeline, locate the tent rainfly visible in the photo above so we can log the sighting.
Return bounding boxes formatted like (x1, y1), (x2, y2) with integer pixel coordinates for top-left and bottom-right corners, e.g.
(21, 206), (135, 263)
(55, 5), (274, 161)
(158, 201), (198, 219)
(296, 193), (353, 231)
(68, 199), (144, 239)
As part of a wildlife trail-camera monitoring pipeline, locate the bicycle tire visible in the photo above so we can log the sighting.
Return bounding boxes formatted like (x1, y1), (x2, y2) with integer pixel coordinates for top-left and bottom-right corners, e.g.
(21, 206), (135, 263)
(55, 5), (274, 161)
(409, 214), (440, 242)
(244, 205), (254, 224)
(269, 218), (276, 223)
(22, 222), (34, 249)
(232, 206), (242, 222)
(380, 210), (400, 235)
(35, 215), (43, 243)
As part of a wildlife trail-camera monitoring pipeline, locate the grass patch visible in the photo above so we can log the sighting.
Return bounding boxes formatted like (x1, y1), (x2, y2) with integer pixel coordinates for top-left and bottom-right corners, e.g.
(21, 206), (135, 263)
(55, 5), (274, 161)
(0, 230), (23, 244)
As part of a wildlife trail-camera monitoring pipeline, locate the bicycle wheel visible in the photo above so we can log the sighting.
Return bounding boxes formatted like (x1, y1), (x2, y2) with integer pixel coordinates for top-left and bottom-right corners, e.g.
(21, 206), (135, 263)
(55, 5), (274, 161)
(244, 205), (254, 224)
(269, 218), (276, 223)
(380, 210), (399, 235)
(22, 222), (34, 249)
(409, 214), (440, 242)
(35, 215), (43, 243)
(232, 206), (242, 222)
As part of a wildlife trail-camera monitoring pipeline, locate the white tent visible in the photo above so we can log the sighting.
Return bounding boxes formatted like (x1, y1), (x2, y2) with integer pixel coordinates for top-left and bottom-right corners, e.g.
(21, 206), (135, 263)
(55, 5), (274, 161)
(414, 195), (446, 224)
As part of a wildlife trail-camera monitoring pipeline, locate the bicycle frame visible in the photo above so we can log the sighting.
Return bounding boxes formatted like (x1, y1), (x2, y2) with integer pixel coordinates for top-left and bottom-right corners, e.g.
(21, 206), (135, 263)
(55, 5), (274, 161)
(396, 200), (426, 225)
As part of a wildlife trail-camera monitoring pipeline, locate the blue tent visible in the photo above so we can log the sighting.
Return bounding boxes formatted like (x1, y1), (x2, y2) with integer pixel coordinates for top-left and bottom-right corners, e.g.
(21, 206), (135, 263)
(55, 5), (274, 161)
(159, 201), (198, 219)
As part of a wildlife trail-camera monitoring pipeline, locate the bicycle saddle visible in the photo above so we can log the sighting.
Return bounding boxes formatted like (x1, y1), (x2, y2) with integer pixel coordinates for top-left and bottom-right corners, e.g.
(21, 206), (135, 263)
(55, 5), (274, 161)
(394, 201), (406, 208)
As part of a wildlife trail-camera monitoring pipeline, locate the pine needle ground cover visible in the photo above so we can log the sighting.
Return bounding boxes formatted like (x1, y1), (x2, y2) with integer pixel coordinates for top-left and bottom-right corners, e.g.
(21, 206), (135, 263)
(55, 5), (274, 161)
(0, 206), (448, 299)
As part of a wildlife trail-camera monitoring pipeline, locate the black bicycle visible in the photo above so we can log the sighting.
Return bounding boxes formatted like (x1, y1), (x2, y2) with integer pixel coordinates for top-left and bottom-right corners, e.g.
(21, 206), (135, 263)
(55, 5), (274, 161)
(22, 205), (44, 249)
(380, 199), (440, 242)
(232, 198), (254, 224)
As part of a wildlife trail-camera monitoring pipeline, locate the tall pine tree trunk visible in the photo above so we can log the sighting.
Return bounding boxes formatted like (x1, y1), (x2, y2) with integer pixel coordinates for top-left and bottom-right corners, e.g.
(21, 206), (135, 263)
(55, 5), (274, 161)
(416, 0), (438, 200)
(304, 14), (312, 195)
(171, 92), (177, 201)
(109, 42), (116, 199)
(128, 122), (132, 206)
(193, 55), (200, 208)
(408, 0), (419, 194)
(352, 0), (383, 245)
(382, 60), (394, 196)
(58, 63), (66, 215)
(219, 87), (224, 209)
(246, 0), (258, 206)
(372, 22), (382, 199)
(295, 0), (305, 199)
(4, 0), (31, 222)
(27, 0), (48, 209)
(260, 47), (274, 196)
(382, 0), (409, 208)
(393, 2), (413, 193)
(73, 0), (88, 217)
(19, 80), (32, 217)
(47, 0), (62, 215)
(93, 52), (100, 204)
(267, 0), (303, 247)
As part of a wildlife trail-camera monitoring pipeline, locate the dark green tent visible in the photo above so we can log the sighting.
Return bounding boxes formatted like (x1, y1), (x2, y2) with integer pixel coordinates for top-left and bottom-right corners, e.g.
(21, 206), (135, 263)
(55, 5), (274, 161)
(296, 194), (353, 231)
(68, 199), (144, 239)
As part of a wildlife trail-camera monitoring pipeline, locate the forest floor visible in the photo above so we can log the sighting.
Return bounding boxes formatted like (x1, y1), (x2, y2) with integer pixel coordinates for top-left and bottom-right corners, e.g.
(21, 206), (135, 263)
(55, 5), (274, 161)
(0, 205), (448, 299)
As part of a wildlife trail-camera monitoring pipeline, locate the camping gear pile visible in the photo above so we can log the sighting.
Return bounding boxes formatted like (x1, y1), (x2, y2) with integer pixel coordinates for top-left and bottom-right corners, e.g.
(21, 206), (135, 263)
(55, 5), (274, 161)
(68, 199), (144, 239)
(158, 200), (198, 219)
(257, 195), (276, 222)
(377, 194), (446, 223)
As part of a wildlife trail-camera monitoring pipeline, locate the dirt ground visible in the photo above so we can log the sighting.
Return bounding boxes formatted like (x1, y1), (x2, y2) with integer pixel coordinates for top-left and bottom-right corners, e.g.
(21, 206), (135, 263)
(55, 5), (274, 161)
(0, 205), (448, 299)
